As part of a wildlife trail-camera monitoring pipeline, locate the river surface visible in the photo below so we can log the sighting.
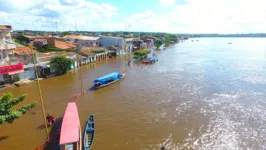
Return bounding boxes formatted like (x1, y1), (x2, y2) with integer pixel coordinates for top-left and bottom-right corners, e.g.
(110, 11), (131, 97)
(1, 38), (266, 150)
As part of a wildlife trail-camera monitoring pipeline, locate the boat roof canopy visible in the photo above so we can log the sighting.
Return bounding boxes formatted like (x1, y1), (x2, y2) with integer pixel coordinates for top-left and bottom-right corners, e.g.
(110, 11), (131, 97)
(94, 72), (121, 84)
(59, 102), (80, 145)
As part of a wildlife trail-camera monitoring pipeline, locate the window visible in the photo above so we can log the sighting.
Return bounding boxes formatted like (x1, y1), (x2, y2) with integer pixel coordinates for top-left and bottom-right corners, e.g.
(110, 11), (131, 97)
(86, 42), (89, 44)
(90, 42), (93, 44)
(23, 54), (27, 60)
(2, 50), (6, 58)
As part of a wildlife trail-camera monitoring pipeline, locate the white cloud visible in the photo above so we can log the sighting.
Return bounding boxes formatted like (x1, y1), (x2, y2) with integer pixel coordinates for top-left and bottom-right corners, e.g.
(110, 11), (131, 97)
(125, 0), (266, 33)
(0, 0), (118, 31)
(1, 0), (266, 33)
(160, 0), (176, 7)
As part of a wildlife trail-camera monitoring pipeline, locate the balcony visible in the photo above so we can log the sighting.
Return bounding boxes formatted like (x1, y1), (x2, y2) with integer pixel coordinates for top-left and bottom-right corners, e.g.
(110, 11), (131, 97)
(0, 43), (16, 50)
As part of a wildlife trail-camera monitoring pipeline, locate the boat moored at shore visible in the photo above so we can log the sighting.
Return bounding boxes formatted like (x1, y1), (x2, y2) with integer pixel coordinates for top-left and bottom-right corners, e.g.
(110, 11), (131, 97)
(83, 114), (95, 150)
(59, 102), (81, 150)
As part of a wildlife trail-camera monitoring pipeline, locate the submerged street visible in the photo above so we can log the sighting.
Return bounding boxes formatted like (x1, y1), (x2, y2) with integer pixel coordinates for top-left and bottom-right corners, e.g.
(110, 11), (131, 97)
(1, 38), (266, 150)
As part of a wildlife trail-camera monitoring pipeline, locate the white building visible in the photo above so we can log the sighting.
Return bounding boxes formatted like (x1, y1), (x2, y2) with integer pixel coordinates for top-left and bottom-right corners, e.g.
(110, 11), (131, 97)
(0, 25), (20, 84)
(99, 36), (126, 55)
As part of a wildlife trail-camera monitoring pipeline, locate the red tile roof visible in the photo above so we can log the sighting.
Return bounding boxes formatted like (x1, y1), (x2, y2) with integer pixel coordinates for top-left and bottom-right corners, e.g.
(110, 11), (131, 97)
(34, 39), (47, 42)
(55, 40), (76, 49)
(0, 25), (12, 30)
(14, 47), (38, 55)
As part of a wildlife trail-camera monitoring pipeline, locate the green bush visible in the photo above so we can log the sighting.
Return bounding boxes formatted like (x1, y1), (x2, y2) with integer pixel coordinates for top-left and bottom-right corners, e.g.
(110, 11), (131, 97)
(92, 50), (106, 54)
(133, 55), (140, 59)
(133, 49), (151, 56)
(49, 56), (74, 75)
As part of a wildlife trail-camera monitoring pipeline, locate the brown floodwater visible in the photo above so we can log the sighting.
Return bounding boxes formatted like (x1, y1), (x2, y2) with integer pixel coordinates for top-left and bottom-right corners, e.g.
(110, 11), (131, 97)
(1, 38), (266, 150)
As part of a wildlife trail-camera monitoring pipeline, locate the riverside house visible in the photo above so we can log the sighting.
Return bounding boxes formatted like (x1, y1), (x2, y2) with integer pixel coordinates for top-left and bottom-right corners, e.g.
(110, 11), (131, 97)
(99, 35), (126, 55)
(106, 45), (122, 56)
(13, 46), (37, 81)
(37, 51), (83, 77)
(80, 46), (107, 61)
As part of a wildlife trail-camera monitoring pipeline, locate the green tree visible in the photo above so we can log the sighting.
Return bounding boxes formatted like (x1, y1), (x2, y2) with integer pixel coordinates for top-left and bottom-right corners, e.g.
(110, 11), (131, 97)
(59, 32), (72, 37)
(154, 40), (163, 48)
(50, 56), (73, 75)
(133, 49), (151, 59)
(0, 93), (36, 125)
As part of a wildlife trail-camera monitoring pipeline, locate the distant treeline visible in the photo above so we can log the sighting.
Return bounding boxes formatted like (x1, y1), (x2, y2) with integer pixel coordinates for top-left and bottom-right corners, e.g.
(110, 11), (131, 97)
(176, 34), (266, 38)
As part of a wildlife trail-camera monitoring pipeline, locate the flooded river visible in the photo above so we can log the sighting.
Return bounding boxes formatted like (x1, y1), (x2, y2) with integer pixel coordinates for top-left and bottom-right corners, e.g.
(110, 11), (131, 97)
(1, 38), (266, 150)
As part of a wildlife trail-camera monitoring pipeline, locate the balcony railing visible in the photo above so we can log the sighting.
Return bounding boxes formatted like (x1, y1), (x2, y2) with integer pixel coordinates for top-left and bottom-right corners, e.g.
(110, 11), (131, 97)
(0, 43), (16, 49)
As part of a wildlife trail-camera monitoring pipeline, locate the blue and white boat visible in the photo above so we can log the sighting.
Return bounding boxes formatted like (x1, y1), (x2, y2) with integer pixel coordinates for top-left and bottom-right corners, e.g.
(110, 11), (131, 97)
(83, 114), (95, 150)
(90, 72), (126, 90)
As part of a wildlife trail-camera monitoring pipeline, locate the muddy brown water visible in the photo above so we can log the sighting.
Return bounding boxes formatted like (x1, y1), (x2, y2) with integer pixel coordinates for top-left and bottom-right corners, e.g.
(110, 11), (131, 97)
(1, 38), (266, 150)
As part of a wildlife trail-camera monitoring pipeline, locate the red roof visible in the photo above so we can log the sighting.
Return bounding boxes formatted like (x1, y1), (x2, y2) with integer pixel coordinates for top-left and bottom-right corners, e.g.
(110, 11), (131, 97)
(55, 40), (76, 49)
(34, 39), (47, 42)
(60, 102), (80, 145)
(14, 47), (38, 55)
(0, 25), (12, 30)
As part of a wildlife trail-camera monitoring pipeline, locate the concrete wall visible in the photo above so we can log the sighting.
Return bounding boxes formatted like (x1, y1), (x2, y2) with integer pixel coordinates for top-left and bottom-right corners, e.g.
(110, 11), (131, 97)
(0, 49), (14, 65)
(19, 67), (35, 80)
(99, 36), (125, 52)
(78, 39), (100, 47)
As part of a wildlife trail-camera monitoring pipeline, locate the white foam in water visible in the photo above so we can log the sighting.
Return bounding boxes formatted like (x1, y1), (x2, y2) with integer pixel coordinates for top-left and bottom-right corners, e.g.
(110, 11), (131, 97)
(171, 92), (266, 149)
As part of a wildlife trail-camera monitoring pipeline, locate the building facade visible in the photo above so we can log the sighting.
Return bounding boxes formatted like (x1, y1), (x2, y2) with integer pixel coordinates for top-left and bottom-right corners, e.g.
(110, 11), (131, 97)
(0, 25), (22, 84)
(99, 36), (126, 55)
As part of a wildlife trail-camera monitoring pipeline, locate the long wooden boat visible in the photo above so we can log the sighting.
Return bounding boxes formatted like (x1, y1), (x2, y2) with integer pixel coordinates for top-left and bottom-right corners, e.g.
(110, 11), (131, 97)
(59, 102), (81, 150)
(89, 72), (126, 91)
(83, 114), (95, 150)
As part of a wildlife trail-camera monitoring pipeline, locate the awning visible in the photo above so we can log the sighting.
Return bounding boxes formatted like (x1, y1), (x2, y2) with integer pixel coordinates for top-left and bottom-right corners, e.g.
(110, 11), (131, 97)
(8, 70), (24, 75)
(0, 63), (24, 75)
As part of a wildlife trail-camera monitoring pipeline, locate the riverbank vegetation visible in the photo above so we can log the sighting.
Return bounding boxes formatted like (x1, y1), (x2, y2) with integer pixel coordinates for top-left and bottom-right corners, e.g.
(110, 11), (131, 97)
(0, 93), (36, 125)
(49, 56), (73, 75)
(164, 34), (179, 47)
(133, 49), (151, 59)
(154, 40), (163, 49)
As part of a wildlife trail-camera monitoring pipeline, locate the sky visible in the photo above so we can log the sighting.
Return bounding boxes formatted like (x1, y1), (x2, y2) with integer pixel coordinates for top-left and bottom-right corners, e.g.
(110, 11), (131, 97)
(0, 0), (266, 33)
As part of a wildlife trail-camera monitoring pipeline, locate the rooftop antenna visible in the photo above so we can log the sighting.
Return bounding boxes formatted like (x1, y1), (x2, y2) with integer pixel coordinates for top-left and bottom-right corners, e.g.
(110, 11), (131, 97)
(75, 20), (77, 32)
(56, 21), (58, 33)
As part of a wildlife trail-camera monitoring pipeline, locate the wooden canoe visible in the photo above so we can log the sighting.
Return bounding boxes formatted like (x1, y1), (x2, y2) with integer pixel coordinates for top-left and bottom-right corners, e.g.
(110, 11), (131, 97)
(83, 116), (95, 150)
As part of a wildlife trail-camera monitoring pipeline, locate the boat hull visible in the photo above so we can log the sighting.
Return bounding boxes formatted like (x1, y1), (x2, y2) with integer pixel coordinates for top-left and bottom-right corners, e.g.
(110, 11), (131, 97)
(83, 119), (95, 150)
(92, 73), (126, 90)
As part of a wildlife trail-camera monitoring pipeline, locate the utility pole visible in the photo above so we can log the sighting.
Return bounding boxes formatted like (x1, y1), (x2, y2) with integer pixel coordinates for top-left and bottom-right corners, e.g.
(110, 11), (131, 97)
(75, 20), (77, 32)
(56, 21), (58, 33)
(29, 44), (49, 139)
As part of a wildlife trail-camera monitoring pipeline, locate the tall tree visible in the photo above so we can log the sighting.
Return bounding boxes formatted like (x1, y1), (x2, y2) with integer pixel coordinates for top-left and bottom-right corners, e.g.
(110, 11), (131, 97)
(49, 56), (73, 75)
(0, 93), (36, 125)
(154, 40), (163, 49)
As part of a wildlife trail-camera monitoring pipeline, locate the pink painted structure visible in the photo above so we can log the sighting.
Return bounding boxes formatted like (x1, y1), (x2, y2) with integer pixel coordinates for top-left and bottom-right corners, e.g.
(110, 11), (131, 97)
(59, 102), (81, 150)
